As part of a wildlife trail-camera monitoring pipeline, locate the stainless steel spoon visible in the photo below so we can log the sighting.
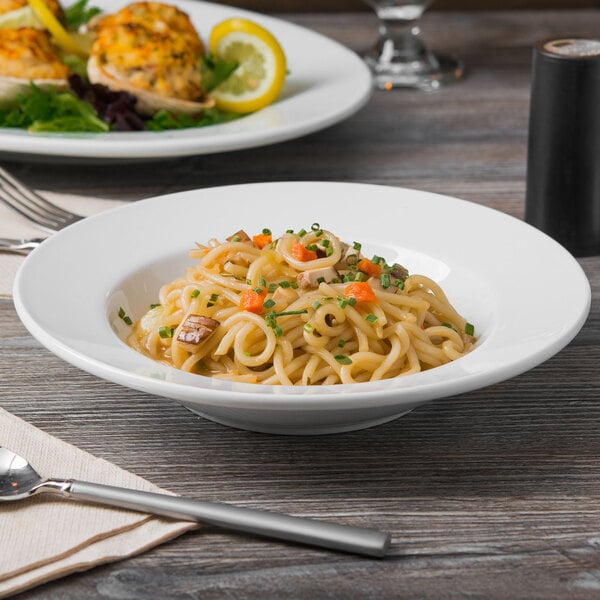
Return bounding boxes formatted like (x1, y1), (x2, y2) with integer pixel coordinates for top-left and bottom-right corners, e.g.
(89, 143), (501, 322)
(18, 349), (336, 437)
(0, 447), (391, 557)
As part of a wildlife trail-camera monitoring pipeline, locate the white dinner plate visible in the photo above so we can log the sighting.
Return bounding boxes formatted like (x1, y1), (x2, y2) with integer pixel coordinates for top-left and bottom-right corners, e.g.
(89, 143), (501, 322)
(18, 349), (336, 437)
(0, 0), (372, 159)
(13, 182), (591, 434)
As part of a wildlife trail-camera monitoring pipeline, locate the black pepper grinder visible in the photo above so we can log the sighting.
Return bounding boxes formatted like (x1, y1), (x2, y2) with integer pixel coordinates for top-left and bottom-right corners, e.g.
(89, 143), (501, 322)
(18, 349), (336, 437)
(525, 38), (600, 257)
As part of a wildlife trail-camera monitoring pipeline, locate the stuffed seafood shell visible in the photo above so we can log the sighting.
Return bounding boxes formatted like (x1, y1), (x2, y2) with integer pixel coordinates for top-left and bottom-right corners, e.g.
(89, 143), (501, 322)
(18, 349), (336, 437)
(87, 1), (214, 116)
(0, 26), (68, 106)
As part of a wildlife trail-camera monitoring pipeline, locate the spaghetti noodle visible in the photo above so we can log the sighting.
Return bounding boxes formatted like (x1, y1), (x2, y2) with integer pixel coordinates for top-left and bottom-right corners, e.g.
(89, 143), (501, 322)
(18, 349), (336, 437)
(126, 225), (476, 385)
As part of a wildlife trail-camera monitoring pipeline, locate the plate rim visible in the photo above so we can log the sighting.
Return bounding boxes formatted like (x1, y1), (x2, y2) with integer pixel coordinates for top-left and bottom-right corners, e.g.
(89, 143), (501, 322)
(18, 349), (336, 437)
(13, 181), (592, 411)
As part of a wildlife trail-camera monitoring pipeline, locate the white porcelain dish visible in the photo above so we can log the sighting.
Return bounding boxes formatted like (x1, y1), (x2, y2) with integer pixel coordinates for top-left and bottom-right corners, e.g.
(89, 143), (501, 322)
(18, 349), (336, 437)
(13, 182), (591, 434)
(0, 0), (372, 159)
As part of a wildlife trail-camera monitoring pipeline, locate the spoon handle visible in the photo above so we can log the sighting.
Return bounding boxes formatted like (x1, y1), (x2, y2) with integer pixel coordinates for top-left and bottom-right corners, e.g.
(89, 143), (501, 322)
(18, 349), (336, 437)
(66, 480), (391, 558)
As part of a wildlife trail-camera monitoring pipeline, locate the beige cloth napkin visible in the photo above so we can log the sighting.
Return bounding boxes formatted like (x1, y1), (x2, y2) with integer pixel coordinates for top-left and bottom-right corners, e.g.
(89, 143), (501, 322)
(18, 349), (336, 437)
(0, 408), (197, 598)
(0, 190), (126, 298)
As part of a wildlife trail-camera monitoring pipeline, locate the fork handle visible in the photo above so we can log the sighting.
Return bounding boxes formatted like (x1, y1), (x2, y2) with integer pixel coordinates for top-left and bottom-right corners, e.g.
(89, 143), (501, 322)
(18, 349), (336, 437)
(0, 237), (44, 253)
(64, 480), (390, 558)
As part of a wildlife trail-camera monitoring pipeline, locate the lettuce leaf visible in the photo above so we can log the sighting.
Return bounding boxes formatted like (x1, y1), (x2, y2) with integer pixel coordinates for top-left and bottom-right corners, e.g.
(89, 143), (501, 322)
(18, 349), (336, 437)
(0, 84), (109, 132)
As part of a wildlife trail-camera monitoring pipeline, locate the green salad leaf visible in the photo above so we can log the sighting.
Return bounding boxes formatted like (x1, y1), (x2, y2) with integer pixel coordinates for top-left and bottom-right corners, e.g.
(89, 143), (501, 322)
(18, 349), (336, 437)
(0, 84), (109, 132)
(64, 0), (101, 29)
(200, 54), (239, 93)
(145, 107), (240, 131)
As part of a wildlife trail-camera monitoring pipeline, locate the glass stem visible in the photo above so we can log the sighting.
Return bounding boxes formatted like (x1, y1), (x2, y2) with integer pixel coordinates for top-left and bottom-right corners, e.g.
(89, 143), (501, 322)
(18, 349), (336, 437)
(377, 17), (438, 69)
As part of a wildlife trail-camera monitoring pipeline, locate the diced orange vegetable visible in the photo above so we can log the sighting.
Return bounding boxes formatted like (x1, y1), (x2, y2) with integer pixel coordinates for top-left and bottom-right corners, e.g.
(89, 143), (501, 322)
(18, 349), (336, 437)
(291, 242), (317, 262)
(240, 288), (267, 313)
(357, 258), (382, 277)
(345, 282), (378, 304)
(252, 233), (272, 249)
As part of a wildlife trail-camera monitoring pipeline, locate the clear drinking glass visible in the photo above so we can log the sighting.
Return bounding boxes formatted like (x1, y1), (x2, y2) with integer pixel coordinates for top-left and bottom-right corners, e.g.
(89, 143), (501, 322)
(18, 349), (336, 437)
(362, 0), (464, 91)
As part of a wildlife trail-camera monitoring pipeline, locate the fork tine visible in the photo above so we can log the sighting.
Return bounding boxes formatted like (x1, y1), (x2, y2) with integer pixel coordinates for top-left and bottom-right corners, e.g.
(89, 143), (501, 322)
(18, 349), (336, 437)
(0, 166), (82, 232)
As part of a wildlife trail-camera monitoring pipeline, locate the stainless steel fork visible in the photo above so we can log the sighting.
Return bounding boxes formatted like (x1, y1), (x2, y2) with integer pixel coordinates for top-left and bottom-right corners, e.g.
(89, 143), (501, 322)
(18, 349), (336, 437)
(0, 166), (83, 253)
(0, 166), (83, 232)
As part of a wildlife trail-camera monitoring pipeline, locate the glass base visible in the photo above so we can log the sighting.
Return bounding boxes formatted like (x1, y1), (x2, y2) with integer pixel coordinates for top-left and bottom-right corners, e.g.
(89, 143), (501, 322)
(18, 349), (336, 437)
(364, 50), (464, 91)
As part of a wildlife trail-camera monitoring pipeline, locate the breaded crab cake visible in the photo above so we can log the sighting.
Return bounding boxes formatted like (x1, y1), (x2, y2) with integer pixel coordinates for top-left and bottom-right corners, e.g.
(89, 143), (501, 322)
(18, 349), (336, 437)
(87, 1), (214, 115)
(0, 27), (68, 104)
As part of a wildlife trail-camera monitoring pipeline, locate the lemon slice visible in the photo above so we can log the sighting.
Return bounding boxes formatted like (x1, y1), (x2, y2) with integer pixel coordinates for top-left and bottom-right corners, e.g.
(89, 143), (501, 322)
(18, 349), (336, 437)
(0, 5), (42, 28)
(27, 0), (88, 57)
(209, 18), (286, 114)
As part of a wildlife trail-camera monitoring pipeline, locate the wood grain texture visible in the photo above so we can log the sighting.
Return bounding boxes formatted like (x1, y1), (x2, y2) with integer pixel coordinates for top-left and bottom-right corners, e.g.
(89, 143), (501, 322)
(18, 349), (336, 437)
(1, 10), (600, 600)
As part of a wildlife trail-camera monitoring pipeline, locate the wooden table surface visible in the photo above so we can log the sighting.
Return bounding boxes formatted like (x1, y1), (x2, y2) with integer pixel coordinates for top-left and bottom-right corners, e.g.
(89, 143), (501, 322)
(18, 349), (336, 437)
(2, 9), (600, 599)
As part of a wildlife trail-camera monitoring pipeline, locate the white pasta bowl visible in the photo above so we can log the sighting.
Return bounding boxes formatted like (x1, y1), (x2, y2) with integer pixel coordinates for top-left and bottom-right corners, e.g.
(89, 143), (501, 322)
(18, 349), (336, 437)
(13, 182), (591, 434)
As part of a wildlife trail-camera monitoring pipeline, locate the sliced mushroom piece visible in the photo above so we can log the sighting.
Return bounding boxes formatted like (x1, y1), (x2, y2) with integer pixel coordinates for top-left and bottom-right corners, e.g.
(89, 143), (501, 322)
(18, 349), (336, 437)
(176, 314), (220, 350)
(271, 285), (299, 310)
(334, 242), (363, 272)
(226, 230), (252, 243)
(297, 266), (340, 290)
(389, 263), (409, 282)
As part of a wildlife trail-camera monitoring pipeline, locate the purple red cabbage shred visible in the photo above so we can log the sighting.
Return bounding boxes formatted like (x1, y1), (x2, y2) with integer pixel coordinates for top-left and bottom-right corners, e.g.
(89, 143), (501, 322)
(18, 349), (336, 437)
(68, 74), (147, 131)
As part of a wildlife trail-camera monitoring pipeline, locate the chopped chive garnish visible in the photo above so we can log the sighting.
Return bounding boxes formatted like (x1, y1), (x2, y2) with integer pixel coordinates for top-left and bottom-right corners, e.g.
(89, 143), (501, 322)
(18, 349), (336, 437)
(210, 294), (219, 301)
(118, 307), (132, 326)
(258, 276), (266, 287)
(150, 303), (161, 309)
(291, 281), (299, 289)
(286, 229), (294, 233)
(303, 323), (314, 333)
(232, 235), (241, 242)
(338, 339), (346, 348)
(312, 300), (322, 310)
(395, 279), (405, 290)
(372, 255), (383, 265)
(206, 302), (214, 307)
(326, 246), (334, 257)
(254, 287), (264, 294)
(354, 272), (364, 282)
(442, 322), (457, 332)
(159, 326), (174, 338)
(297, 228), (306, 237)
(316, 276), (326, 284)
(465, 322), (475, 336)
(246, 278), (252, 285)
(274, 326), (283, 337)
(347, 253), (358, 266)
(280, 280), (291, 288)
(191, 289), (200, 298)
(321, 239), (330, 247)
(263, 299), (276, 309)
(380, 273), (391, 288)
(268, 283), (278, 293)
(347, 297), (357, 307)
(273, 310), (308, 317)
(262, 228), (271, 235)
(334, 355), (352, 365)
(306, 244), (318, 252)
(311, 222), (320, 231)
(353, 241), (361, 251)
(244, 351), (253, 356)
(365, 313), (378, 323)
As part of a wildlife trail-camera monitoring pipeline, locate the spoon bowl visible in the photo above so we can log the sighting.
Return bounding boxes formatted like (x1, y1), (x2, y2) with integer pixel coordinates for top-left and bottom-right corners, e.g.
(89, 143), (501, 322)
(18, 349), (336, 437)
(0, 447), (47, 500)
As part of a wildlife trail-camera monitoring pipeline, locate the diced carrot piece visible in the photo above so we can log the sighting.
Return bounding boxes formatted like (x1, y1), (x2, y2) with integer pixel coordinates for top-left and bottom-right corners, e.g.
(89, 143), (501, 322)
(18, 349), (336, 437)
(345, 282), (378, 304)
(239, 288), (267, 313)
(291, 242), (317, 262)
(252, 233), (272, 249)
(357, 258), (382, 277)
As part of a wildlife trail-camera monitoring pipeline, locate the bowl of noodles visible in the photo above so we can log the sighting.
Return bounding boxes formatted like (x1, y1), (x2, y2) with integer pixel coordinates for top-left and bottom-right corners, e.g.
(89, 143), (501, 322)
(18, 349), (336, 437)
(13, 182), (591, 434)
